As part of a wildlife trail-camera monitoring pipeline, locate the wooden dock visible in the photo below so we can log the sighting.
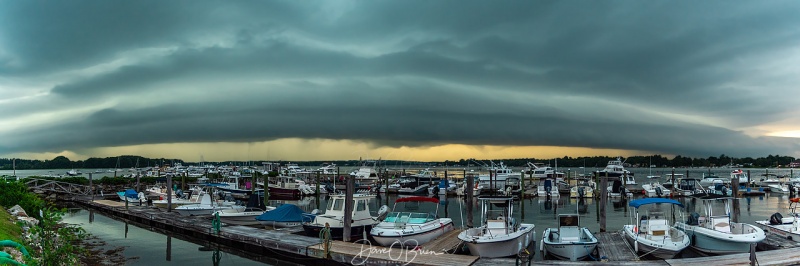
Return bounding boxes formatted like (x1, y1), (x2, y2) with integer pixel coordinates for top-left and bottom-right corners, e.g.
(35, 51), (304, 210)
(422, 229), (464, 253)
(71, 196), (800, 266)
(595, 231), (641, 262)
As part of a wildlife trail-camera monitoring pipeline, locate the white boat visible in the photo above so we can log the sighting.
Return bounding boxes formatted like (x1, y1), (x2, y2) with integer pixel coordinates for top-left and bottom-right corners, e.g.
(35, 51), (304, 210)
(215, 206), (275, 226)
(673, 178), (705, 197)
(622, 198), (691, 259)
(116, 189), (145, 203)
(755, 198), (800, 242)
(594, 157), (633, 179)
(707, 181), (733, 196)
(371, 196), (454, 247)
(768, 183), (791, 194)
(317, 163), (337, 175)
(66, 169), (79, 176)
(477, 162), (521, 190)
(641, 182), (671, 198)
(607, 179), (632, 198)
(730, 169), (750, 185)
(458, 196), (535, 258)
(699, 173), (728, 188)
(569, 185), (594, 198)
(676, 197), (765, 255)
(542, 214), (598, 261)
(538, 176), (560, 198)
(175, 193), (245, 216)
(303, 193), (388, 240)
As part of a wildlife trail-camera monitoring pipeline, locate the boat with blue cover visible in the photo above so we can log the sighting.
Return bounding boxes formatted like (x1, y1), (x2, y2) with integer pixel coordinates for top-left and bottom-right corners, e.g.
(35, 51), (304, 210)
(256, 204), (312, 228)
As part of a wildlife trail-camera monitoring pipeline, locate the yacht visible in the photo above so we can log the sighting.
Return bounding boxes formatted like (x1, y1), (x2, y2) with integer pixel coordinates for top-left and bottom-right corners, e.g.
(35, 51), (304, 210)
(303, 193), (388, 240)
(542, 214), (598, 261)
(477, 162), (521, 190)
(370, 196), (454, 247)
(676, 197), (765, 254)
(458, 196), (535, 258)
(622, 198), (690, 259)
(594, 157), (633, 179)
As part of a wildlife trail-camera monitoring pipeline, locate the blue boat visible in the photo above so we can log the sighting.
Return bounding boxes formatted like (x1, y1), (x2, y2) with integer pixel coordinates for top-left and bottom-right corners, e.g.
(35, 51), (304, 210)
(256, 204), (312, 228)
(117, 189), (143, 203)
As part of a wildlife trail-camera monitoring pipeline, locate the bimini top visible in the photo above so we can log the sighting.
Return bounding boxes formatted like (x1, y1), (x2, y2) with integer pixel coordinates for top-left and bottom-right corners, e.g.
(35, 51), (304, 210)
(395, 196), (439, 204)
(629, 198), (684, 208)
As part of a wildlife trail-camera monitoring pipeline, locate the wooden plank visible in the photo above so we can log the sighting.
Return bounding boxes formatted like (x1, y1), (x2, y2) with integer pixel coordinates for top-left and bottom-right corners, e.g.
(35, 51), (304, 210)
(595, 231), (639, 261)
(307, 240), (478, 266)
(665, 247), (800, 266)
(93, 199), (126, 207)
(422, 229), (464, 253)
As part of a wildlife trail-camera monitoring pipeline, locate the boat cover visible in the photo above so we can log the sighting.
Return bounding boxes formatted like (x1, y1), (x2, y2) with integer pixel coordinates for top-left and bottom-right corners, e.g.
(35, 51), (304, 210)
(124, 189), (138, 198)
(628, 198), (684, 208)
(255, 204), (307, 222)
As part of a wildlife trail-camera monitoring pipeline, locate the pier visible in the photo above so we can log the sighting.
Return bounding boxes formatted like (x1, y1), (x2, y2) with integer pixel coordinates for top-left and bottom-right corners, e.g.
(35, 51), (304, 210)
(65, 195), (800, 266)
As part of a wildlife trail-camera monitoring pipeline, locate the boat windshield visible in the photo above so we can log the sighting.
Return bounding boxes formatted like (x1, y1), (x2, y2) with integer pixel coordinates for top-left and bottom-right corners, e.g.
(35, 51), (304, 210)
(383, 212), (434, 224)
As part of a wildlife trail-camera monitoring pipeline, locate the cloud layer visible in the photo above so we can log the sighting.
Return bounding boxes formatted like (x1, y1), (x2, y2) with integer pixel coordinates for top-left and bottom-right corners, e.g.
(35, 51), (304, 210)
(2, 1), (800, 160)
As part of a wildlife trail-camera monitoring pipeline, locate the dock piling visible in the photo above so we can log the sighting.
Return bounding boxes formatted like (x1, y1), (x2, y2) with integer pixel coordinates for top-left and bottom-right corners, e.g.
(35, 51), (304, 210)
(343, 176), (354, 242)
(466, 172), (474, 228)
(732, 176), (740, 223)
(167, 174), (172, 212)
(600, 173), (607, 232)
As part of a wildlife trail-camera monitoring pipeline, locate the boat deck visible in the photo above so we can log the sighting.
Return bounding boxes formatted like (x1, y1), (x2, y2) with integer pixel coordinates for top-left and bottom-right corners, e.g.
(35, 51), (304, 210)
(422, 229), (464, 253)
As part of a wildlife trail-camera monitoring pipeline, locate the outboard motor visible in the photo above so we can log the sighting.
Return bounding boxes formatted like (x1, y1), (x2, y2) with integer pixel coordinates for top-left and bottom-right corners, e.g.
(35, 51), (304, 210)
(655, 186), (663, 197)
(770, 212), (784, 225)
(612, 180), (622, 193)
(578, 186), (585, 198)
(687, 212), (700, 226)
(544, 180), (552, 193)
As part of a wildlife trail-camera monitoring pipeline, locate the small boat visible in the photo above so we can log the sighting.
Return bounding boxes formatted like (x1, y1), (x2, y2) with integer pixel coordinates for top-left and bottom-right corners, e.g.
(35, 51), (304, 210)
(303, 193), (388, 240)
(622, 198), (691, 259)
(66, 169), (80, 176)
(538, 176), (560, 198)
(768, 183), (791, 194)
(607, 180), (632, 198)
(542, 214), (598, 261)
(117, 189), (145, 203)
(175, 193), (245, 216)
(673, 178), (704, 197)
(569, 185), (594, 198)
(641, 182), (671, 198)
(755, 198), (800, 242)
(215, 194), (274, 226)
(371, 196), (454, 247)
(256, 204), (311, 228)
(458, 196), (535, 258)
(676, 197), (765, 255)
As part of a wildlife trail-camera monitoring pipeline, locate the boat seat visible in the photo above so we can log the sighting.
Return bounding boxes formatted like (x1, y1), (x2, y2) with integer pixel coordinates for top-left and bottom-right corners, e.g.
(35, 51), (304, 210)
(715, 222), (731, 233)
(487, 220), (507, 236)
(648, 219), (669, 236)
(559, 227), (580, 242)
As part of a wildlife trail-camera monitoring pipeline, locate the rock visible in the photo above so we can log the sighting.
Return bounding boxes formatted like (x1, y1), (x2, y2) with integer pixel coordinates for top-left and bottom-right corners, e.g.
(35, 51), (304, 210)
(8, 205), (28, 217)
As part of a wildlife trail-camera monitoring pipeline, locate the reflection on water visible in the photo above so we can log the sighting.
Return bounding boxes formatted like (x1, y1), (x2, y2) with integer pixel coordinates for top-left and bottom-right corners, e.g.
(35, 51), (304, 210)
(60, 206), (300, 265)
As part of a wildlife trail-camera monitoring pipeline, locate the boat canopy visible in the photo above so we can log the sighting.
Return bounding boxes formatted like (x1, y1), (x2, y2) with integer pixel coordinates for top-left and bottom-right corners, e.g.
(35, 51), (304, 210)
(396, 196), (439, 204)
(628, 198), (684, 208)
(124, 189), (138, 198)
(255, 204), (308, 222)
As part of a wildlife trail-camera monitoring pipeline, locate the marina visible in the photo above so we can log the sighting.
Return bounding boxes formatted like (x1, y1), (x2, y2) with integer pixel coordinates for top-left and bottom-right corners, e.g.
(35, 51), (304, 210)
(8, 165), (800, 265)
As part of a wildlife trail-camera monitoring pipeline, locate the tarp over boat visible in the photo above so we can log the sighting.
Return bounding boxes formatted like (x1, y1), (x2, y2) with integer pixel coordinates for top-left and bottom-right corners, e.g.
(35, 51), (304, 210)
(124, 189), (138, 199)
(255, 204), (308, 222)
(628, 198), (684, 208)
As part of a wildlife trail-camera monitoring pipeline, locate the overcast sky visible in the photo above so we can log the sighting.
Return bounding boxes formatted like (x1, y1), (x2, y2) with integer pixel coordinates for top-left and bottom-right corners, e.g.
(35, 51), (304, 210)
(2, 1), (800, 162)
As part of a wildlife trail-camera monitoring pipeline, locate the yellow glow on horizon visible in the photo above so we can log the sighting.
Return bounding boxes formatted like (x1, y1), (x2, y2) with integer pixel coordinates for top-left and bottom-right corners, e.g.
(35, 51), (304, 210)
(4, 138), (651, 162)
(767, 130), (800, 138)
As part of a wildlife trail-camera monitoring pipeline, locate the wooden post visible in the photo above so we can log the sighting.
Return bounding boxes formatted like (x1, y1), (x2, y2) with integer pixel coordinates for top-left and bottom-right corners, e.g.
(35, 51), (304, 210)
(264, 174), (270, 205)
(671, 168), (676, 186)
(343, 176), (354, 242)
(89, 173), (94, 201)
(466, 173), (474, 228)
(600, 173), (608, 232)
(166, 174), (172, 212)
(732, 177), (740, 223)
(622, 171), (627, 200)
(746, 170), (751, 189)
(182, 173), (186, 191)
(136, 173), (140, 193)
(685, 170), (689, 181)
(596, 171), (600, 222)
(166, 235), (172, 261)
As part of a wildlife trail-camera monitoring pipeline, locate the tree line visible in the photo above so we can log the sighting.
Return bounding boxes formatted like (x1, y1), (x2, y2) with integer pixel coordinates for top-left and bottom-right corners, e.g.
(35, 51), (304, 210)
(1, 154), (796, 170)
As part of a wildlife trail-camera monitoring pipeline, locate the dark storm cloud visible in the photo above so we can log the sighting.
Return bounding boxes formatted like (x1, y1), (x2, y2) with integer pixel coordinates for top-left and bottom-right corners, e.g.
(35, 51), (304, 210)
(2, 1), (800, 158)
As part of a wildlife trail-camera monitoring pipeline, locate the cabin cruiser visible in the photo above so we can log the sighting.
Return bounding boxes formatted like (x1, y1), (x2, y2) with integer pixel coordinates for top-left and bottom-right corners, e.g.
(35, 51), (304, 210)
(542, 214), (598, 261)
(676, 197), (765, 255)
(594, 157), (633, 179)
(260, 176), (317, 200)
(371, 196), (454, 247)
(303, 193), (388, 240)
(458, 196), (535, 258)
(622, 198), (690, 259)
(730, 169), (750, 185)
(478, 162), (521, 190)
(699, 173), (728, 188)
(661, 173), (684, 189)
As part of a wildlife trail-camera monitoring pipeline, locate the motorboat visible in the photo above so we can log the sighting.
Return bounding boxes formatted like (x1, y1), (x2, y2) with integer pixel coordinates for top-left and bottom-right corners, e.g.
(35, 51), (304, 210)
(622, 198), (691, 259)
(569, 184), (594, 198)
(673, 178), (705, 197)
(370, 196), (454, 247)
(542, 214), (598, 261)
(768, 183), (791, 194)
(500, 177), (522, 196)
(699, 173), (728, 188)
(256, 204), (312, 228)
(428, 179), (457, 195)
(676, 197), (765, 255)
(594, 157), (633, 179)
(756, 198), (800, 242)
(641, 182), (671, 198)
(260, 176), (316, 199)
(478, 162), (521, 190)
(458, 196), (535, 258)
(607, 180), (632, 198)
(661, 173), (685, 189)
(303, 193), (388, 240)
(706, 181), (733, 196)
(214, 194), (274, 226)
(316, 163), (337, 175)
(538, 176), (560, 198)
(730, 169), (750, 185)
(756, 173), (783, 188)
(117, 189), (145, 203)
(175, 193), (245, 216)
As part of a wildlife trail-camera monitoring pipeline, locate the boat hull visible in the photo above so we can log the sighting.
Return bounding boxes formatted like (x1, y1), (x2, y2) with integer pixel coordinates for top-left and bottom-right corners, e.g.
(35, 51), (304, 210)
(755, 221), (800, 242)
(623, 225), (689, 259)
(542, 228), (597, 261)
(677, 223), (764, 255)
(371, 221), (454, 247)
(458, 223), (535, 258)
(268, 187), (302, 200)
(303, 224), (373, 241)
(259, 220), (304, 228)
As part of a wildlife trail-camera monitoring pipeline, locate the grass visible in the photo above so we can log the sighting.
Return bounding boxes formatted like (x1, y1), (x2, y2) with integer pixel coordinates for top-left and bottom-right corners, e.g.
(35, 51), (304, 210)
(0, 206), (23, 243)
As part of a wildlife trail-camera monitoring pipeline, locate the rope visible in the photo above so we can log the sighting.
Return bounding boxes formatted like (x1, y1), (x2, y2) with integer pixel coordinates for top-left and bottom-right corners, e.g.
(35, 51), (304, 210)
(319, 224), (332, 258)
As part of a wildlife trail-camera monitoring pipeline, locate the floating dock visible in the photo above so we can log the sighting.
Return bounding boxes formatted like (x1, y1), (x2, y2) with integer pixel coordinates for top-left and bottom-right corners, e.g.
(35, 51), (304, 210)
(72, 196), (800, 266)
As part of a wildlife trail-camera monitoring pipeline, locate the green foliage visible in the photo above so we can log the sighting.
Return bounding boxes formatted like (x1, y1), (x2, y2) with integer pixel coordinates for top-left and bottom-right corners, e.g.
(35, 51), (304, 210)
(0, 181), (47, 220)
(26, 207), (88, 266)
(0, 206), (23, 244)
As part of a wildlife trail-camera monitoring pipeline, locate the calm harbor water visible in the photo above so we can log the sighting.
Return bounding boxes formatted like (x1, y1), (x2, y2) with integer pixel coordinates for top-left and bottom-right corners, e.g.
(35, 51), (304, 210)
(9, 167), (800, 262)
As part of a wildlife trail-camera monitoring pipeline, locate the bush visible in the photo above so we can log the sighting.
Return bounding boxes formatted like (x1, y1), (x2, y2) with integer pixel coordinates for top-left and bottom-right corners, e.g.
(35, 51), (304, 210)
(0, 181), (47, 220)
